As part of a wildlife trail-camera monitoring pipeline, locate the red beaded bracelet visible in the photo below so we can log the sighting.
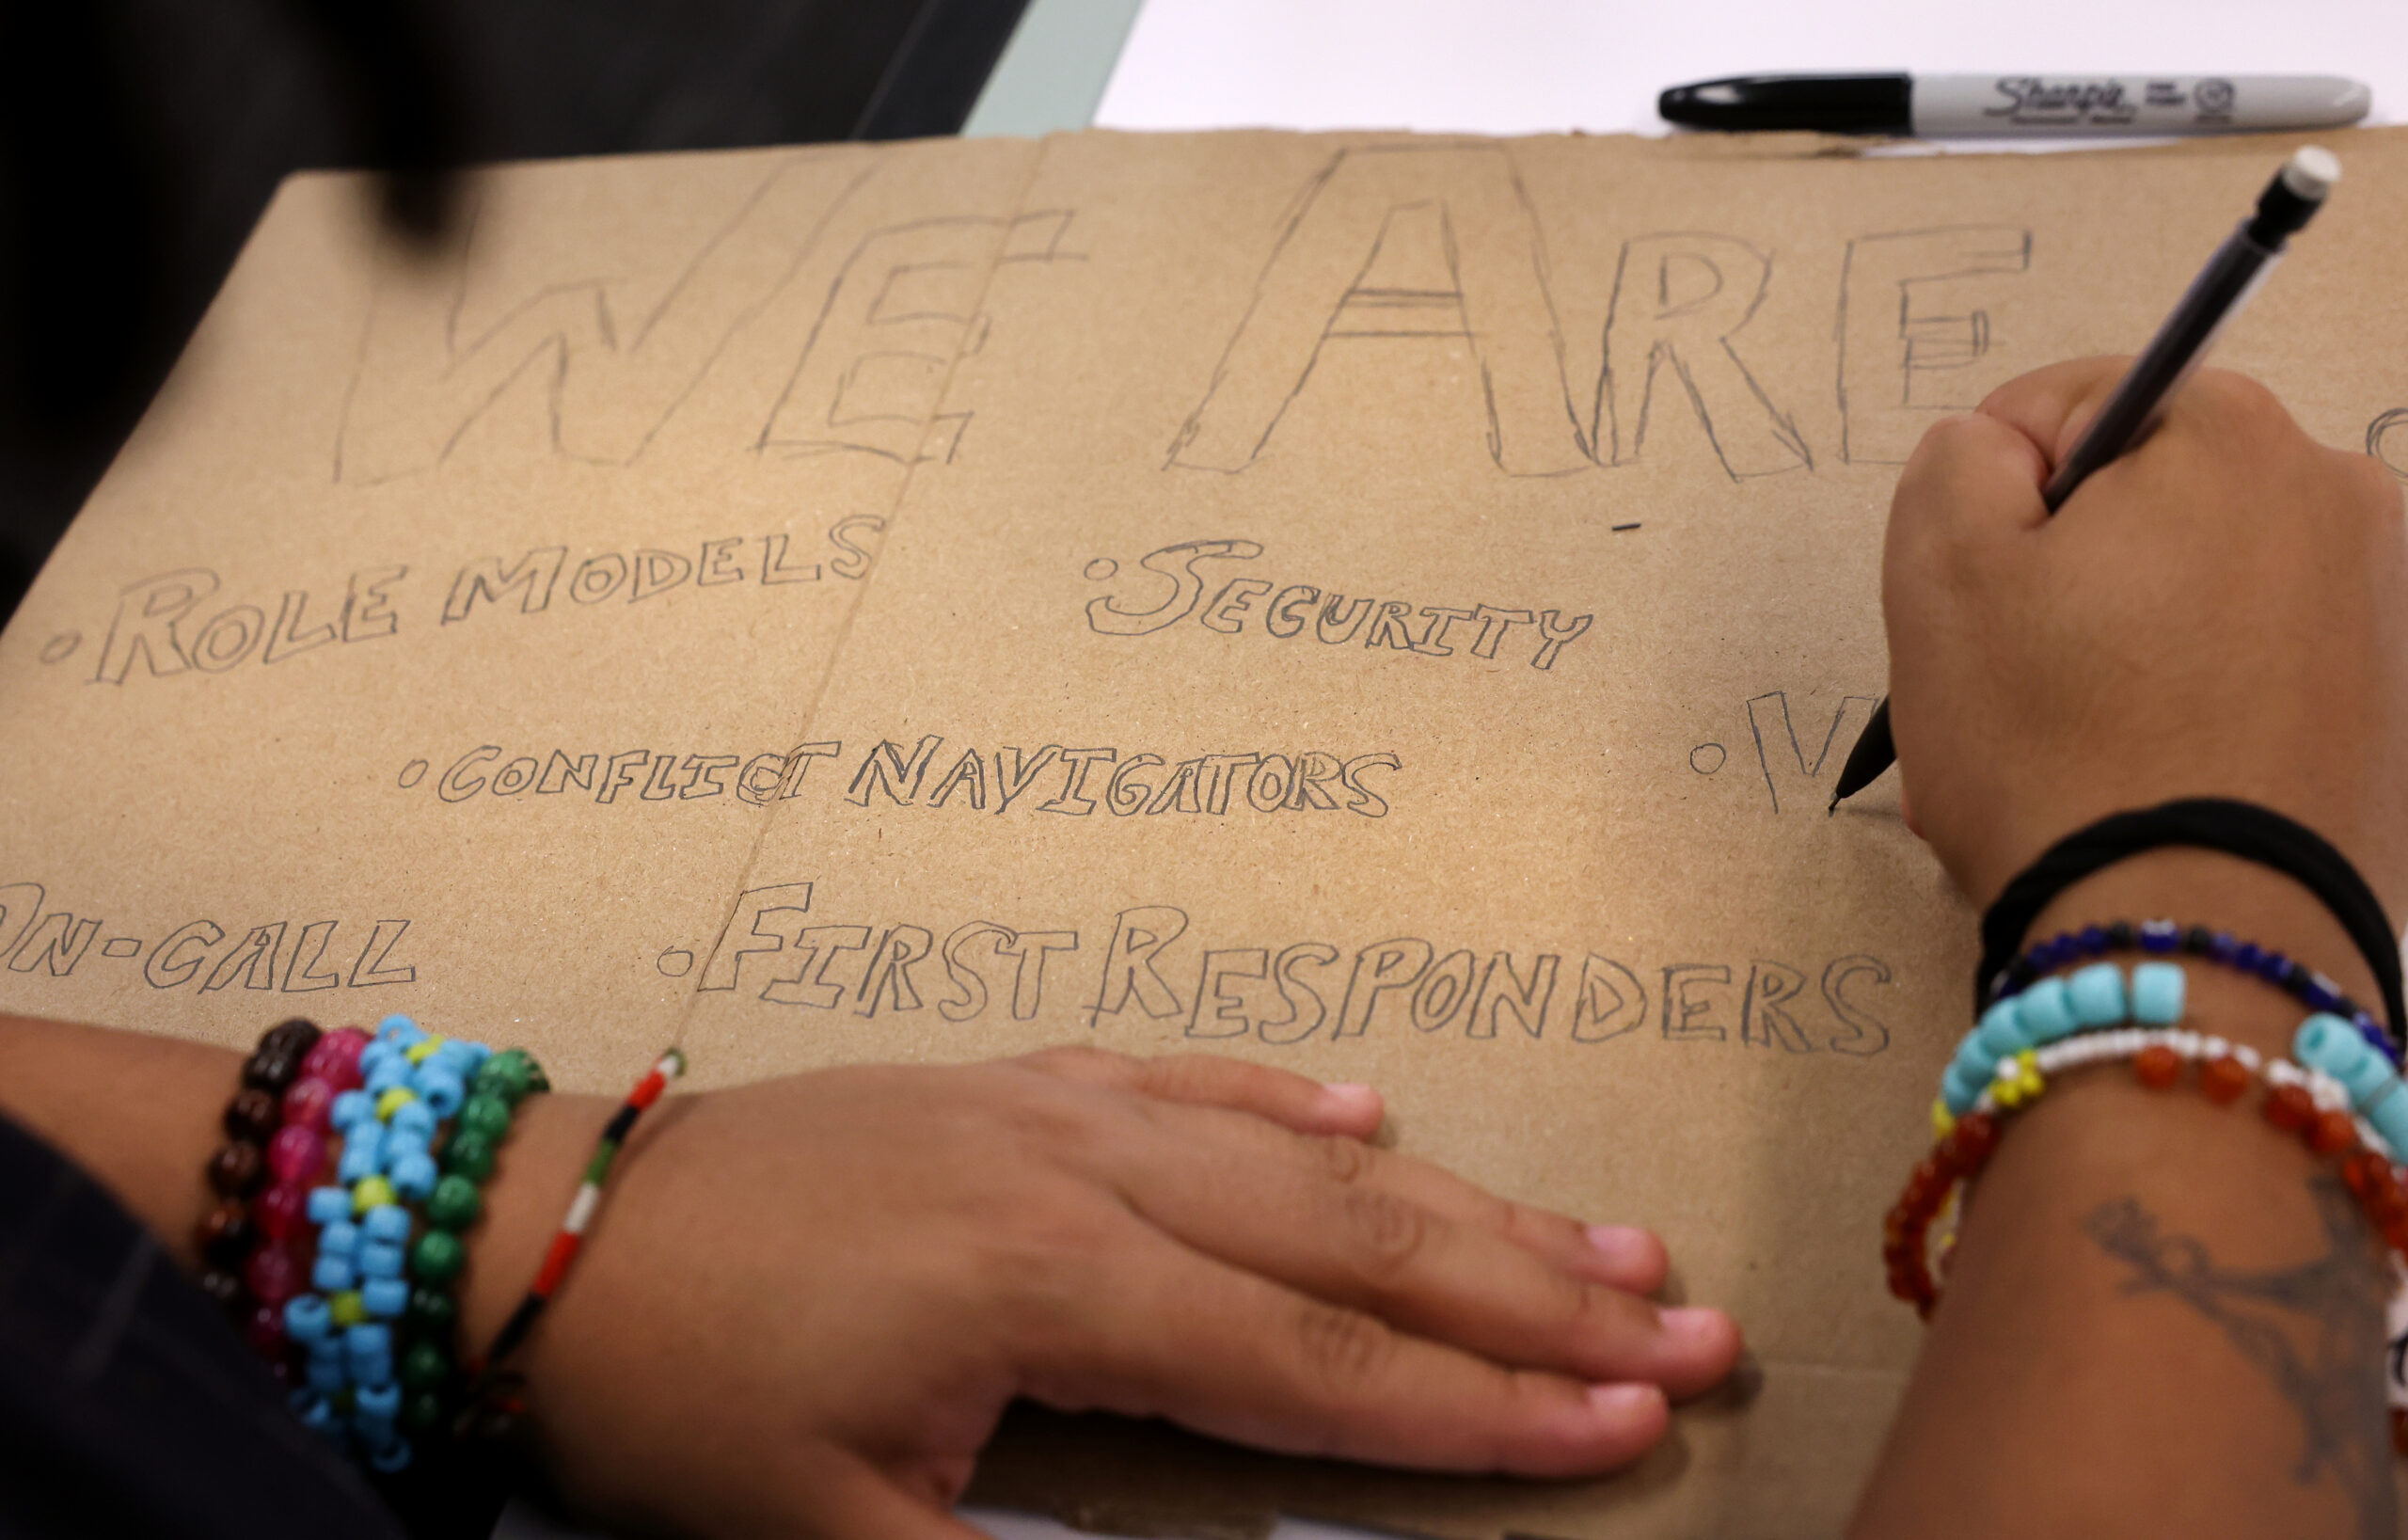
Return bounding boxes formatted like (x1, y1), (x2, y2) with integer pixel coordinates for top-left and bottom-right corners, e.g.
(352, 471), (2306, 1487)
(243, 1024), (372, 1375)
(1883, 1025), (2408, 1454)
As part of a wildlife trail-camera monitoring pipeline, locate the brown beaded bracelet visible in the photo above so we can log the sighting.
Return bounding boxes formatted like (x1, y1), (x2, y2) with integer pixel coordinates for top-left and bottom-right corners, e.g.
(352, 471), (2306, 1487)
(195, 1018), (321, 1317)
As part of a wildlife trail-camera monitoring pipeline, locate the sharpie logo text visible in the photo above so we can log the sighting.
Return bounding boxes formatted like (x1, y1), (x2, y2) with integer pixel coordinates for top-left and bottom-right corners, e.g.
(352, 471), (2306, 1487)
(1985, 77), (2137, 125)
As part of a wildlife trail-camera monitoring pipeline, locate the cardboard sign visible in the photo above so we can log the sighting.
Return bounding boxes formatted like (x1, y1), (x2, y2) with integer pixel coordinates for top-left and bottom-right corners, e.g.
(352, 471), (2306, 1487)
(6, 125), (2406, 1537)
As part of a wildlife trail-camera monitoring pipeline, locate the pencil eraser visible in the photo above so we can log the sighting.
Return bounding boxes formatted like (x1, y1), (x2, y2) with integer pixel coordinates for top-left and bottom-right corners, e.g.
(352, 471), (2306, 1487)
(2284, 146), (2341, 201)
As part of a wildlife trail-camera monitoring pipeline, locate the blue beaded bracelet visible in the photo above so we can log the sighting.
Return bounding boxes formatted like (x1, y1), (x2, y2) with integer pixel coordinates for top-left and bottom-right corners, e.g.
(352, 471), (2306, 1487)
(1989, 918), (2400, 1068)
(287, 1014), (493, 1471)
(2295, 1012), (2408, 1159)
(1941, 960), (2188, 1117)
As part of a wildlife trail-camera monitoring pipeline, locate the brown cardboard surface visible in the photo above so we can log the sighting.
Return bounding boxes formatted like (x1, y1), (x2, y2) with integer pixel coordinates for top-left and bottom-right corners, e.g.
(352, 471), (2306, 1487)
(4, 125), (2408, 1538)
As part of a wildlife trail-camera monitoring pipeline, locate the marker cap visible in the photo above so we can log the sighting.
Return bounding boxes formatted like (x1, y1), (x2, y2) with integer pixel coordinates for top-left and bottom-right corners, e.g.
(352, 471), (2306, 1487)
(1658, 74), (1910, 134)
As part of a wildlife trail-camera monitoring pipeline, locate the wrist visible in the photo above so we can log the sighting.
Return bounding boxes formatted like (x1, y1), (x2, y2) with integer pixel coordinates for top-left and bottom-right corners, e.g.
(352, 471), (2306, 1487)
(453, 1088), (616, 1366)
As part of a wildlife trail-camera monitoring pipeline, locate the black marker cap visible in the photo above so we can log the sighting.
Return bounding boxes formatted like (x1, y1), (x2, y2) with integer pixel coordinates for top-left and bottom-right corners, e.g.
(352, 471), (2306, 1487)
(1658, 73), (1911, 134)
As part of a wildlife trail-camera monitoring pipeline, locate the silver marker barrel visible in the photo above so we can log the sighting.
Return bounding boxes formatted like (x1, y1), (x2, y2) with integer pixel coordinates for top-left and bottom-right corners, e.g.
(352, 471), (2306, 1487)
(1911, 74), (2369, 136)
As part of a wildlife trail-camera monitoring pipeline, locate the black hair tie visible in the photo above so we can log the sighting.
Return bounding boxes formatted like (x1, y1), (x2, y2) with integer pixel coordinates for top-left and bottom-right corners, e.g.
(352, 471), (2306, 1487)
(1976, 798), (2404, 1048)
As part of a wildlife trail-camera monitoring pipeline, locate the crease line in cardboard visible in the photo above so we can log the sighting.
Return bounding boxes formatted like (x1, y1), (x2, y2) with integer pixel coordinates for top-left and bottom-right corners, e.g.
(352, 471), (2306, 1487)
(659, 135), (1057, 1061)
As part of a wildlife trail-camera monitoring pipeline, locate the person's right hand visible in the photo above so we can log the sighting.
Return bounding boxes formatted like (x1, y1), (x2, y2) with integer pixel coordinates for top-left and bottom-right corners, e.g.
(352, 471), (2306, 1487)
(1881, 358), (2408, 914)
(480, 1047), (1742, 1539)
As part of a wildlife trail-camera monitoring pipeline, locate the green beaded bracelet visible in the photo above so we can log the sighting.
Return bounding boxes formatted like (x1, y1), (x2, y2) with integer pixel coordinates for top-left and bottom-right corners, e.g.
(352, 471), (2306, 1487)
(394, 1047), (548, 1437)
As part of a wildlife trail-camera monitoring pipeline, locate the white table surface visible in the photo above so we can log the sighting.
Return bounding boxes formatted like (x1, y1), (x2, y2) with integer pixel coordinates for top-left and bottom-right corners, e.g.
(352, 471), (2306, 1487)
(511, 4), (2408, 1536)
(1097, 0), (2407, 139)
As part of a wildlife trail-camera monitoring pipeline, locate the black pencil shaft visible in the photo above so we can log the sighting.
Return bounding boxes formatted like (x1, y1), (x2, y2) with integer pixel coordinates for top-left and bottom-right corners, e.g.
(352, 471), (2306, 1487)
(2042, 229), (2274, 510)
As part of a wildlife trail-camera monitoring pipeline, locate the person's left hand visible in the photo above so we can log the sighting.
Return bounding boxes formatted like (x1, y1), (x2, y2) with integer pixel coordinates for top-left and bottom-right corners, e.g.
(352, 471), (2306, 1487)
(472, 1046), (1742, 1537)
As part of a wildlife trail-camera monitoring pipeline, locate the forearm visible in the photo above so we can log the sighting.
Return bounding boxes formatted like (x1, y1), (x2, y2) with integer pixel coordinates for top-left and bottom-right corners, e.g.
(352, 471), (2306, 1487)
(1854, 852), (2398, 1537)
(0, 1009), (610, 1363)
(0, 1013), (242, 1261)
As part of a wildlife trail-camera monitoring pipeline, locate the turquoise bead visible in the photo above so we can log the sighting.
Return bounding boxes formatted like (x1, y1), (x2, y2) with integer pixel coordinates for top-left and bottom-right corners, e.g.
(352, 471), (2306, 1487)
(2067, 963), (2127, 1027)
(2302, 1013), (2394, 1106)
(426, 1041), (478, 1077)
(2130, 962), (2186, 1024)
(340, 1122), (384, 1170)
(2296, 1013), (2366, 1077)
(1942, 1060), (1988, 1114)
(365, 1058), (411, 1096)
(413, 1067), (467, 1119)
(2340, 1052), (2394, 1107)
(329, 1089), (375, 1131)
(367, 1437), (413, 1474)
(317, 1219), (360, 1260)
(1950, 1036), (1996, 1083)
(362, 1278), (409, 1318)
(293, 1392), (338, 1436)
(2015, 978), (2079, 1042)
(311, 1254), (356, 1294)
(305, 1357), (345, 1394)
(356, 1382), (402, 1419)
(389, 1151), (439, 1201)
(380, 1130), (430, 1172)
(1974, 1001), (2029, 1057)
(2372, 1095), (2408, 1164)
(306, 1186), (351, 1225)
(359, 1239), (406, 1281)
(360, 1204), (411, 1246)
(284, 1294), (332, 1342)
(388, 1100), (438, 1142)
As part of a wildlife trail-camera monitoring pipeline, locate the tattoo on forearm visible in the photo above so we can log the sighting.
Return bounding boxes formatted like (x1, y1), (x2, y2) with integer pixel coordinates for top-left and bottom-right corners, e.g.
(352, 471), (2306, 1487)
(2084, 1177), (2393, 1540)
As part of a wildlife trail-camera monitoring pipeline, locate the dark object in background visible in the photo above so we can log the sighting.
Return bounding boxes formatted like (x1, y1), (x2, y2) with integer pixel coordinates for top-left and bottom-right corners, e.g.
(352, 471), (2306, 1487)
(0, 0), (1029, 628)
(0, 1109), (415, 1540)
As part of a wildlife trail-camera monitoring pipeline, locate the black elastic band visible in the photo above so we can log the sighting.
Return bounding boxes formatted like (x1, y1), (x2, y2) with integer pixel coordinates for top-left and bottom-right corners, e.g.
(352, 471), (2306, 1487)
(1976, 798), (2405, 1045)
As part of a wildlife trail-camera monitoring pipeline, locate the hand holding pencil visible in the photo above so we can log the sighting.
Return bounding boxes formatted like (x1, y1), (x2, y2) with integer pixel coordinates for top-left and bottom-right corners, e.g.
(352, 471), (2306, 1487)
(1874, 357), (2408, 911)
(1831, 147), (2342, 812)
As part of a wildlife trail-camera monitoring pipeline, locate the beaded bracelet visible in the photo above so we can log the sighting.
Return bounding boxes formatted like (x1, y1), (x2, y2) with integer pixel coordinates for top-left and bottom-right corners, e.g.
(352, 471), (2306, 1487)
(1974, 801), (2408, 1057)
(1893, 1001), (2408, 1453)
(290, 1016), (495, 1470)
(1889, 1023), (2400, 1312)
(1991, 918), (2399, 1066)
(1938, 961), (2186, 1120)
(463, 1047), (680, 1429)
(197, 1018), (322, 1320)
(1940, 960), (2408, 1186)
(235, 1024), (371, 1374)
(393, 1042), (547, 1439)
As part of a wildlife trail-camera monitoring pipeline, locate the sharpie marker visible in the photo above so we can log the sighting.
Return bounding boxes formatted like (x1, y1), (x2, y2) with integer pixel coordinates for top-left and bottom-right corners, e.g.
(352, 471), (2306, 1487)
(1659, 73), (2369, 137)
